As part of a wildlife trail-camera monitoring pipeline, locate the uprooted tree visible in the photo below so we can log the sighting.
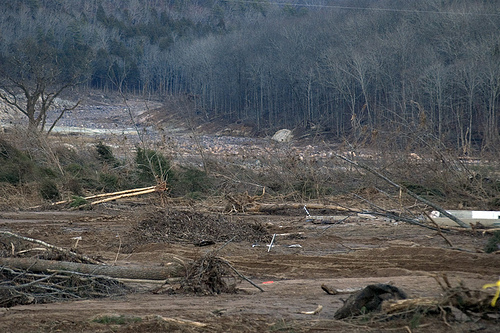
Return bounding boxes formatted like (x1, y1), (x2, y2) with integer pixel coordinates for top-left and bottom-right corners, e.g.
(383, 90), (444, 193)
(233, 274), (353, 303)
(0, 29), (91, 134)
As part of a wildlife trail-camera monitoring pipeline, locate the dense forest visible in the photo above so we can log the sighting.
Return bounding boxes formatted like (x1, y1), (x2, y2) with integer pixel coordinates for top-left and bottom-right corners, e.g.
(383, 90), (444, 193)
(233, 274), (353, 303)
(1, 0), (499, 151)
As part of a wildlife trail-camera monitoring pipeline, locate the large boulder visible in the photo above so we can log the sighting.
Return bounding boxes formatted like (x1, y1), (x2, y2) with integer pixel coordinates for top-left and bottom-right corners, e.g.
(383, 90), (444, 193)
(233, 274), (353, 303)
(271, 129), (293, 142)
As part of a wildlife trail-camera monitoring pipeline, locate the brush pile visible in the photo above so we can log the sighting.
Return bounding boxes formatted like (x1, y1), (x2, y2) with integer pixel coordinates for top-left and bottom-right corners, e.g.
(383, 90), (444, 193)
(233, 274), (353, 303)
(0, 265), (130, 308)
(127, 208), (270, 247)
(0, 231), (130, 307)
(179, 253), (239, 295)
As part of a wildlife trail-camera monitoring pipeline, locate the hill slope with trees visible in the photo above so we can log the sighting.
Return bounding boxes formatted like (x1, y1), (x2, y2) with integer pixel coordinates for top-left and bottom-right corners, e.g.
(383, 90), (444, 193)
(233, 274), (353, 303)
(0, 0), (499, 151)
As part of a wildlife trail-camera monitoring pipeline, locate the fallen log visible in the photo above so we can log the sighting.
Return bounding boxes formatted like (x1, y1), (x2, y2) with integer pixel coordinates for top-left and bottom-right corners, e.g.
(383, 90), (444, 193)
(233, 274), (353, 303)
(0, 258), (185, 280)
(91, 188), (157, 205)
(29, 186), (158, 209)
(300, 304), (323, 315)
(246, 203), (351, 213)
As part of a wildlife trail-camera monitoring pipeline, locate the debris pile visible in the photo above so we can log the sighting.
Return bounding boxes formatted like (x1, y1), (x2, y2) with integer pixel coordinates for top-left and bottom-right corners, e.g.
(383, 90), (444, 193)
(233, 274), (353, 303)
(0, 231), (131, 307)
(179, 253), (239, 295)
(127, 208), (270, 247)
(329, 276), (500, 324)
(334, 284), (407, 319)
(0, 266), (130, 307)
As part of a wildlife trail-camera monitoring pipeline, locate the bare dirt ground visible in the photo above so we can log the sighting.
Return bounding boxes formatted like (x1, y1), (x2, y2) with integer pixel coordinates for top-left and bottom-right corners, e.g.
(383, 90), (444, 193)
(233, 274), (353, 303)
(1, 94), (500, 332)
(0, 201), (499, 333)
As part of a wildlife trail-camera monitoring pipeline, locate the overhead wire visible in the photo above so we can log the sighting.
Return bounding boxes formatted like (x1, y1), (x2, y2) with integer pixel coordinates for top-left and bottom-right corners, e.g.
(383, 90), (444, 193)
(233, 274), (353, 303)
(220, 0), (500, 17)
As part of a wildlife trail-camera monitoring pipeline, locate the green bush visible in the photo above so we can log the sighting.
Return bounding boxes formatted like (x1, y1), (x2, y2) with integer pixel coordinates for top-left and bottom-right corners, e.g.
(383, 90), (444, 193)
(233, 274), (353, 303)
(293, 176), (332, 199)
(39, 179), (60, 200)
(65, 177), (84, 196)
(135, 147), (172, 185)
(95, 141), (118, 166)
(485, 231), (500, 253)
(65, 163), (85, 176)
(0, 139), (35, 184)
(173, 167), (211, 197)
(98, 172), (120, 192)
(69, 196), (87, 208)
(39, 167), (58, 178)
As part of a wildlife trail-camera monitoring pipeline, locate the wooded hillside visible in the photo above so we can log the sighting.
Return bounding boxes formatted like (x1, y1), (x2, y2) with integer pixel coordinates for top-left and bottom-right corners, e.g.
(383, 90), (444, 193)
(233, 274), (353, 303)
(1, 0), (499, 151)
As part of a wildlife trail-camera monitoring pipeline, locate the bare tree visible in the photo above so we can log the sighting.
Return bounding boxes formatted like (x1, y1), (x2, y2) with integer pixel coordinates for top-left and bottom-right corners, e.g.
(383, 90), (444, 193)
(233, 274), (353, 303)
(0, 33), (90, 134)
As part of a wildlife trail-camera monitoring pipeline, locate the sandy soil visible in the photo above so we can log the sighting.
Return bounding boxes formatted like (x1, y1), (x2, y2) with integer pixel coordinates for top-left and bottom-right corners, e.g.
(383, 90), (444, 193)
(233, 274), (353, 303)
(1, 203), (499, 333)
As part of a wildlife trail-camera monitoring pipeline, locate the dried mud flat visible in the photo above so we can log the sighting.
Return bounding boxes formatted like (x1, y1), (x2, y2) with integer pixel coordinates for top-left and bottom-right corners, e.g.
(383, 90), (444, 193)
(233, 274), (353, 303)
(1, 202), (499, 333)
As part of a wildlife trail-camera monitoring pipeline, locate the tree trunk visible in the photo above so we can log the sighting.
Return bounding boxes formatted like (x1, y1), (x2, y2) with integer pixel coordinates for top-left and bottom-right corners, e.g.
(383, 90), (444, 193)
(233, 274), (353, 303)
(0, 258), (185, 280)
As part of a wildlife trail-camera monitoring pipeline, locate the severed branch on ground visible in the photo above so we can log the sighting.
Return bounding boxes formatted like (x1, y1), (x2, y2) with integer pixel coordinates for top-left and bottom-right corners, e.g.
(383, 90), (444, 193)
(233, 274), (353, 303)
(249, 203), (351, 213)
(219, 257), (264, 292)
(424, 212), (454, 247)
(225, 194), (352, 214)
(352, 193), (441, 231)
(147, 315), (208, 327)
(0, 231), (102, 265)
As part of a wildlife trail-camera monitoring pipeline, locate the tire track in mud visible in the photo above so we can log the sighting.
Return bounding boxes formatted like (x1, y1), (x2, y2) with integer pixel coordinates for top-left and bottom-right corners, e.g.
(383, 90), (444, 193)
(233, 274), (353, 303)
(229, 246), (500, 279)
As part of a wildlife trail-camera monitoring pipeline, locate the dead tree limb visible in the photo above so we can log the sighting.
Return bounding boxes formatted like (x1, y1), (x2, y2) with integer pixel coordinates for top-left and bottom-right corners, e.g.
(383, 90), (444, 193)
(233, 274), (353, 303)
(368, 211), (441, 231)
(334, 154), (470, 228)
(425, 212), (454, 247)
(0, 257), (184, 280)
(0, 231), (102, 265)
(220, 258), (264, 292)
(352, 193), (440, 231)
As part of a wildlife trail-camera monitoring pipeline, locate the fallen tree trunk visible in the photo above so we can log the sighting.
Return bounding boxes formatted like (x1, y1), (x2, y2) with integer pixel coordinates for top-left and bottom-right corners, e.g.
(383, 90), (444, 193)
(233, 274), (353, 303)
(247, 203), (351, 213)
(29, 186), (158, 209)
(91, 188), (157, 205)
(0, 258), (184, 280)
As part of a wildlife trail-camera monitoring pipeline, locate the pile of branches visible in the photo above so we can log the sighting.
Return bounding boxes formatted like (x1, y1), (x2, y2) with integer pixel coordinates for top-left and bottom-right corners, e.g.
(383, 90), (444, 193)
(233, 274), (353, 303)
(382, 275), (500, 321)
(0, 266), (130, 308)
(0, 231), (131, 308)
(179, 253), (239, 295)
(330, 275), (499, 325)
(127, 208), (269, 247)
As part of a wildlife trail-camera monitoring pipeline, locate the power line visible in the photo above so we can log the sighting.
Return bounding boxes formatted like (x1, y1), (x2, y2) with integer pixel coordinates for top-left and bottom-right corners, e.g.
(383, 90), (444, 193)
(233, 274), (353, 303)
(220, 0), (500, 17)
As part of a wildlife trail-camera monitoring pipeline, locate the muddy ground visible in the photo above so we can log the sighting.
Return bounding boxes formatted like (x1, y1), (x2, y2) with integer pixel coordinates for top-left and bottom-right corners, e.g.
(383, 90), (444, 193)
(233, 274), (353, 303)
(1, 94), (500, 332)
(0, 200), (499, 333)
